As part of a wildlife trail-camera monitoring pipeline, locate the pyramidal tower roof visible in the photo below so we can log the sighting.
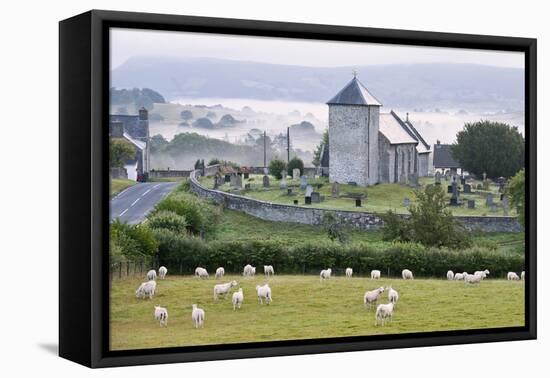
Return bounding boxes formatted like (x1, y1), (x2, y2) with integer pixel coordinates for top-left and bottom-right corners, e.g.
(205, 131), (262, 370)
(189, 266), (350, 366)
(327, 76), (382, 107)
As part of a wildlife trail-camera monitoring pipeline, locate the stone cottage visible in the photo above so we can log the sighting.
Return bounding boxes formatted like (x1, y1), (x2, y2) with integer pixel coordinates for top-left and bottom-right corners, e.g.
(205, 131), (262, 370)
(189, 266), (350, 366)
(326, 75), (431, 186)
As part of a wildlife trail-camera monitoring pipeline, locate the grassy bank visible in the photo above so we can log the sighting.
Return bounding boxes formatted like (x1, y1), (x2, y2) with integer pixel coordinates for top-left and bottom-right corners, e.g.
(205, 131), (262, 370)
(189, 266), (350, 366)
(110, 275), (525, 350)
(111, 179), (136, 197)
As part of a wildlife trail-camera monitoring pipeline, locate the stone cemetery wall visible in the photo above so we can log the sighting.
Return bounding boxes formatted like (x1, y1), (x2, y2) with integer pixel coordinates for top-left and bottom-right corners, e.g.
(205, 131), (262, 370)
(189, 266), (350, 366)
(148, 169), (192, 179)
(189, 169), (521, 232)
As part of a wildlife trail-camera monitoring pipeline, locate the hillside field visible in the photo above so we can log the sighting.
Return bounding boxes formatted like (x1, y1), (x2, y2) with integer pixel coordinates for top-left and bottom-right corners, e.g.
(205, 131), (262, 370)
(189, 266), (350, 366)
(110, 274), (525, 351)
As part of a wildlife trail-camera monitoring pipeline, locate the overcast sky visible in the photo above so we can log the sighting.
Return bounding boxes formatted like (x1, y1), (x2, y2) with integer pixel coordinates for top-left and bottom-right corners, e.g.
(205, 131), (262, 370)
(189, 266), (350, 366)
(110, 28), (524, 70)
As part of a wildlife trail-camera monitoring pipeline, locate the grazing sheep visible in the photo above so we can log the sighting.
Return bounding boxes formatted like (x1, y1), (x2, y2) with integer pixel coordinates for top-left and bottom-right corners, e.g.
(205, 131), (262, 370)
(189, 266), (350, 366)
(387, 286), (399, 306)
(154, 305), (168, 327)
(454, 273), (465, 281)
(232, 288), (244, 310)
(465, 274), (482, 284)
(213, 280), (238, 300)
(191, 304), (205, 328)
(243, 264), (256, 277)
(371, 270), (381, 280)
(474, 269), (490, 279)
(195, 267), (209, 278)
(320, 268), (332, 281)
(375, 302), (395, 326)
(158, 266), (167, 280)
(345, 268), (353, 278)
(264, 265), (275, 277)
(402, 269), (414, 280)
(364, 287), (385, 309)
(136, 280), (157, 299)
(256, 284), (272, 304)
(447, 270), (454, 280)
(521, 271), (525, 281)
(215, 267), (225, 279)
(507, 272), (520, 281)
(147, 269), (157, 281)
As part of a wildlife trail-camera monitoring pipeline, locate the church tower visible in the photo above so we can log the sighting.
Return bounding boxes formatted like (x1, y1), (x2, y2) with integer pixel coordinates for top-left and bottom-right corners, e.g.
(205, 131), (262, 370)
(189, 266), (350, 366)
(327, 74), (382, 186)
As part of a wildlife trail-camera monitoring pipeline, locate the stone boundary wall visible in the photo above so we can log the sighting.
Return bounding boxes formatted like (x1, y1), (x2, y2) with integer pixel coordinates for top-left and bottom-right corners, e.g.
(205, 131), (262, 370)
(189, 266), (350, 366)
(149, 170), (192, 179)
(189, 169), (522, 233)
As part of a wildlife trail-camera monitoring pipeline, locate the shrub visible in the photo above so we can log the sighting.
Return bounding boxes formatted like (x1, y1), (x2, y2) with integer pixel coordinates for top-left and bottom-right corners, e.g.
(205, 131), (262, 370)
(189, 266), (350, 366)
(208, 158), (221, 166)
(110, 219), (158, 260)
(268, 159), (287, 179)
(287, 157), (304, 177)
(322, 212), (349, 243)
(147, 210), (188, 233)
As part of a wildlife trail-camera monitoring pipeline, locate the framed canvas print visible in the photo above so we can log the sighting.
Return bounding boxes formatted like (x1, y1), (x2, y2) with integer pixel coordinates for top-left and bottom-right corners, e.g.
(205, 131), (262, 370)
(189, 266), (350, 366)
(59, 10), (536, 368)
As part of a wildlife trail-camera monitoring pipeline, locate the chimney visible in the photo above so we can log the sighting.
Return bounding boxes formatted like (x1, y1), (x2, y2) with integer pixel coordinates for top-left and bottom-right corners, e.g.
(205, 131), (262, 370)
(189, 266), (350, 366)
(406, 112), (409, 122)
(139, 107), (148, 121)
(110, 122), (124, 138)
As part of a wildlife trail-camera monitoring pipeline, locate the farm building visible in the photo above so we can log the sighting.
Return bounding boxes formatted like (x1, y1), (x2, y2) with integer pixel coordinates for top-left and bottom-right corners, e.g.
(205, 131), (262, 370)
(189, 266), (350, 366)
(326, 75), (431, 186)
(432, 140), (461, 174)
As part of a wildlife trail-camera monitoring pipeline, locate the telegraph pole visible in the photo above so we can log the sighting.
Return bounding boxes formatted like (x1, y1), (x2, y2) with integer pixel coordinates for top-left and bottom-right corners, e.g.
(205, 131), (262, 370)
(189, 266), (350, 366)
(263, 130), (267, 168)
(287, 127), (290, 163)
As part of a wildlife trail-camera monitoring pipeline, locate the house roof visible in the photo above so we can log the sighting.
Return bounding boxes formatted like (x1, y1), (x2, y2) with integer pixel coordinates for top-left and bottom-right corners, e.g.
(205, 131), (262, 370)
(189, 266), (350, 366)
(433, 142), (460, 168)
(327, 77), (382, 107)
(404, 119), (430, 154)
(379, 112), (418, 145)
(123, 132), (146, 151)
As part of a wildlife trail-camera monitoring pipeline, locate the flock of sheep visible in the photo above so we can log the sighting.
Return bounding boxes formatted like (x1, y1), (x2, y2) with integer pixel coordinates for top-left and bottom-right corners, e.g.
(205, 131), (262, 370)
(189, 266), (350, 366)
(134, 264), (526, 329)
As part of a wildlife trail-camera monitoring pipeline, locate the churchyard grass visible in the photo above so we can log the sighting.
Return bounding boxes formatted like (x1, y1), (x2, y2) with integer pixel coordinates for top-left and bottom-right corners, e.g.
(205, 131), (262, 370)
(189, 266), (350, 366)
(110, 274), (525, 350)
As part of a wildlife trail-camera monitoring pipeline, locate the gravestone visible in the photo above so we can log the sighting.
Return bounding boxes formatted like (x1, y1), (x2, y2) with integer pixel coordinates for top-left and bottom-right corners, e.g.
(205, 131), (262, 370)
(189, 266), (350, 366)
(460, 176), (466, 185)
(293, 199), (299, 205)
(300, 176), (308, 190)
(331, 182), (340, 198)
(467, 199), (476, 209)
(279, 176), (287, 189)
(305, 185), (313, 197)
(244, 183), (251, 189)
(311, 192), (321, 203)
(244, 172), (249, 179)
(447, 185), (453, 194)
(476, 184), (483, 190)
(490, 203), (498, 213)
(235, 174), (242, 188)
(230, 174), (237, 187)
(262, 175), (270, 188)
(355, 198), (362, 207)
(449, 181), (460, 206)
(224, 174), (231, 183)
(502, 196), (510, 215)
(403, 198), (411, 207)
(435, 171), (441, 185)
(287, 188), (293, 196)
(486, 193), (494, 206)
(292, 168), (300, 180)
(348, 181), (358, 186)
(463, 183), (472, 194)
(304, 197), (312, 205)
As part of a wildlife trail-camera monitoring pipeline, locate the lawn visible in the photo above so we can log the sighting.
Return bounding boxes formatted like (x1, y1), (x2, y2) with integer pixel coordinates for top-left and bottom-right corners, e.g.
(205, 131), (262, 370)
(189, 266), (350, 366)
(111, 178), (136, 197)
(199, 175), (515, 217)
(110, 274), (525, 351)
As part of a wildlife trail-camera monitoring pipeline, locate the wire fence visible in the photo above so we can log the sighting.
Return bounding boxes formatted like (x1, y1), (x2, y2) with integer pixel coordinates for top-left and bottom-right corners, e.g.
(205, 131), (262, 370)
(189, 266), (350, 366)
(110, 257), (157, 281)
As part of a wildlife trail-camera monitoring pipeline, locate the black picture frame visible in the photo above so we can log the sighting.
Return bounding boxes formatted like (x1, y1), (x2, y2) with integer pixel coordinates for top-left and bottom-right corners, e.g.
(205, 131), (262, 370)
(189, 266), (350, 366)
(59, 9), (537, 368)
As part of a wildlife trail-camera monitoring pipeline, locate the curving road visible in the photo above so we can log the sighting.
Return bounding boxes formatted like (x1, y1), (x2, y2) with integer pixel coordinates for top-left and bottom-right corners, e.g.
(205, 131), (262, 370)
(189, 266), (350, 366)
(110, 182), (179, 224)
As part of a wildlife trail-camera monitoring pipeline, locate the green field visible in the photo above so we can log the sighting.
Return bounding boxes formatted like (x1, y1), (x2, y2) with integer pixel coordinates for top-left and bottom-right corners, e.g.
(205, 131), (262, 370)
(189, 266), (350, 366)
(110, 274), (525, 351)
(111, 178), (136, 197)
(200, 175), (515, 217)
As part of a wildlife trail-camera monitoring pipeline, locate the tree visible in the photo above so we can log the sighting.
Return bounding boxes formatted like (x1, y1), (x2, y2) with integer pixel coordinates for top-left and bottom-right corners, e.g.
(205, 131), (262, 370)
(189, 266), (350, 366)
(451, 121), (524, 179)
(268, 159), (287, 179)
(322, 212), (349, 243)
(287, 157), (304, 177)
(312, 129), (328, 167)
(110, 139), (135, 168)
(506, 168), (525, 227)
(149, 134), (168, 154)
(180, 110), (193, 120)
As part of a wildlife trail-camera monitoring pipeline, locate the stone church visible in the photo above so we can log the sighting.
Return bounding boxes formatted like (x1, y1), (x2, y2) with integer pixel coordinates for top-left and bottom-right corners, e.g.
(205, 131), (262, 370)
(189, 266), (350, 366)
(325, 76), (431, 187)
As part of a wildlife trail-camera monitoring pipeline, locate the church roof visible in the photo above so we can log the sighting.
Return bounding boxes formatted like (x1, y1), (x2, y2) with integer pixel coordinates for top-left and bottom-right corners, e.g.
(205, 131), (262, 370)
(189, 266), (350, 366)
(404, 119), (430, 154)
(327, 77), (382, 106)
(379, 112), (418, 145)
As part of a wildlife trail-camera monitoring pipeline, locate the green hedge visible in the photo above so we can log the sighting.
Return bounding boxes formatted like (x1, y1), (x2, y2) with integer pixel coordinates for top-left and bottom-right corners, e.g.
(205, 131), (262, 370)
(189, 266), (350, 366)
(155, 233), (524, 278)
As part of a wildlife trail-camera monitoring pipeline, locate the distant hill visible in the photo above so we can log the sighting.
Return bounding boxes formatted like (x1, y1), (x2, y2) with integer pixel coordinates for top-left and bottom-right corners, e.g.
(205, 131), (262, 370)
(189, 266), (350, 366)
(112, 57), (524, 111)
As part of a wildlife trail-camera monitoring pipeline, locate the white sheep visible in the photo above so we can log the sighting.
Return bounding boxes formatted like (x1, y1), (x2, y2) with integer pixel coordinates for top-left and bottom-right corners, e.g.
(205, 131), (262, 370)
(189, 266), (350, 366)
(243, 264), (256, 277)
(213, 280), (238, 300)
(402, 269), (414, 280)
(521, 271), (525, 281)
(232, 288), (244, 310)
(364, 287), (385, 309)
(191, 304), (205, 328)
(446, 270), (454, 280)
(154, 305), (168, 327)
(371, 270), (381, 280)
(507, 272), (520, 281)
(465, 273), (482, 284)
(320, 268), (332, 281)
(256, 283), (272, 304)
(135, 280), (157, 299)
(147, 269), (157, 281)
(215, 267), (225, 279)
(454, 273), (465, 281)
(345, 268), (353, 278)
(264, 265), (275, 277)
(387, 286), (399, 306)
(158, 266), (167, 280)
(474, 269), (490, 279)
(195, 267), (209, 278)
(375, 302), (395, 326)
